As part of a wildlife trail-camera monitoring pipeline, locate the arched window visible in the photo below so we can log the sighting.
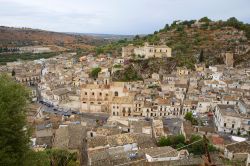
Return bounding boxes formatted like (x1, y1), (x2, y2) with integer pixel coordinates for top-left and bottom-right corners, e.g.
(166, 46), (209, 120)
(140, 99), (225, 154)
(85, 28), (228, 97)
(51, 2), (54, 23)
(122, 109), (126, 116)
(128, 109), (131, 116)
(114, 91), (118, 96)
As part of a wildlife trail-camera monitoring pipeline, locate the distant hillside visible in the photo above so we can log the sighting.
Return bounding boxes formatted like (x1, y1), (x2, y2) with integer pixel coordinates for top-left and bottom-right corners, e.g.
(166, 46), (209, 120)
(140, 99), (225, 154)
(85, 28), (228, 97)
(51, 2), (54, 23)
(0, 26), (107, 48)
(96, 17), (250, 68)
(67, 32), (134, 40)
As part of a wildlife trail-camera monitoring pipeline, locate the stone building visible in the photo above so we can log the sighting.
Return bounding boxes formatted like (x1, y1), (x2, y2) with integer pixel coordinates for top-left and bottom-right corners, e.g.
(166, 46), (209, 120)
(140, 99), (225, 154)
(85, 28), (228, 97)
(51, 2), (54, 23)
(223, 52), (234, 67)
(122, 42), (172, 59)
(214, 104), (250, 135)
(110, 96), (135, 117)
(80, 82), (128, 113)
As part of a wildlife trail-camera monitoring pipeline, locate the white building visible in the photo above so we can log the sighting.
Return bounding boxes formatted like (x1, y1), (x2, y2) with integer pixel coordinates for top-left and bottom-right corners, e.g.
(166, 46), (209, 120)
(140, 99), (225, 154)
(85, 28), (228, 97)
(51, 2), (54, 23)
(214, 104), (250, 135)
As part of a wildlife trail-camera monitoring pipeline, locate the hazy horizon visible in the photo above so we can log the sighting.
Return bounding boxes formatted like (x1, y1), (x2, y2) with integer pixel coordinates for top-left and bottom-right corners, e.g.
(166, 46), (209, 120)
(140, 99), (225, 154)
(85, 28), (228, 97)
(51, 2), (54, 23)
(0, 0), (250, 35)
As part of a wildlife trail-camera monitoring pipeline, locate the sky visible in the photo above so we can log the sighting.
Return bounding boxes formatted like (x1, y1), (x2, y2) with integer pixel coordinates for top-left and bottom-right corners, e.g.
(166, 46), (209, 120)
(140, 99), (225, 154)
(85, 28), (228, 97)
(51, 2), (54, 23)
(0, 0), (250, 35)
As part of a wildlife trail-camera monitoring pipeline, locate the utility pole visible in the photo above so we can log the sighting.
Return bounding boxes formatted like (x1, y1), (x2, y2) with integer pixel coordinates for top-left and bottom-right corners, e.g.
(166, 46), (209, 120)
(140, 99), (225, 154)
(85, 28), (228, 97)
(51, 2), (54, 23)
(203, 135), (216, 166)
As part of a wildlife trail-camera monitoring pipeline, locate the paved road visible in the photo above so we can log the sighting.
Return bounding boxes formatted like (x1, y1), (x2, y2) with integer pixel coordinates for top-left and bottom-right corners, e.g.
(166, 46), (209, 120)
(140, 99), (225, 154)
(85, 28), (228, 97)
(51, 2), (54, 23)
(40, 101), (109, 121)
(81, 112), (109, 121)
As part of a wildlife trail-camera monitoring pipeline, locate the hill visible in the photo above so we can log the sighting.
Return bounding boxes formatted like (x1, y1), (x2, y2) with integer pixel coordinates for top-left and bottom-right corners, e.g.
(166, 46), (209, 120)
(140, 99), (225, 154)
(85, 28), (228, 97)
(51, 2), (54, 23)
(0, 26), (107, 49)
(97, 17), (250, 68)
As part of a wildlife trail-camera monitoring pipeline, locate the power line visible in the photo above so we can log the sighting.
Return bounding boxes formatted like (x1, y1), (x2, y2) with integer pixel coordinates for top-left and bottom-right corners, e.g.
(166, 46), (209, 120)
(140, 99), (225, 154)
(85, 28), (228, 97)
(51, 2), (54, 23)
(115, 138), (203, 166)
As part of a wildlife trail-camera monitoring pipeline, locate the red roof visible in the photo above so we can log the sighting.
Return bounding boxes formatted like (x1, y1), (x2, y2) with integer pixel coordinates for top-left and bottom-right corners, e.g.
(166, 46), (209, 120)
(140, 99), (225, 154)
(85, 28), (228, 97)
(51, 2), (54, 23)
(211, 136), (224, 145)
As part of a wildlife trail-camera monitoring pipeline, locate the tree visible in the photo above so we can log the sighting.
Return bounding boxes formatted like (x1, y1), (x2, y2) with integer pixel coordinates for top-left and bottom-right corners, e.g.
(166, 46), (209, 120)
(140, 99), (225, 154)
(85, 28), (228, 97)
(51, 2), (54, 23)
(187, 135), (217, 155)
(184, 112), (193, 121)
(187, 135), (204, 155)
(134, 35), (140, 40)
(90, 67), (101, 79)
(199, 49), (204, 63)
(0, 74), (30, 165)
(226, 17), (243, 29)
(199, 17), (211, 23)
(158, 135), (185, 148)
(164, 24), (170, 31)
(46, 149), (78, 166)
(184, 112), (198, 125)
(23, 149), (79, 166)
(11, 69), (16, 76)
(23, 150), (50, 166)
(158, 136), (172, 147)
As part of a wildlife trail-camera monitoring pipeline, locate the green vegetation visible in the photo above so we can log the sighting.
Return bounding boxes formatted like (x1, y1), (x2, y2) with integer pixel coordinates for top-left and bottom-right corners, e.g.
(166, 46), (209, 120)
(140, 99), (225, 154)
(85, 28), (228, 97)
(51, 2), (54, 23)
(173, 55), (196, 70)
(184, 112), (198, 125)
(158, 134), (185, 148)
(158, 134), (217, 155)
(0, 75), (30, 165)
(23, 149), (79, 166)
(223, 17), (250, 39)
(94, 17), (250, 69)
(0, 52), (59, 65)
(113, 64), (122, 68)
(112, 65), (142, 82)
(199, 49), (204, 63)
(187, 135), (217, 155)
(199, 17), (212, 23)
(90, 67), (101, 79)
(95, 39), (130, 56)
(0, 75), (79, 166)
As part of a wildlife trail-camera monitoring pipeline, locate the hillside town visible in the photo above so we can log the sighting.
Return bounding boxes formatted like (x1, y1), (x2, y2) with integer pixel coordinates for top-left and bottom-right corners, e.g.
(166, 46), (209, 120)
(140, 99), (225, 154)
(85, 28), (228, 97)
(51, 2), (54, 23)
(0, 39), (249, 165)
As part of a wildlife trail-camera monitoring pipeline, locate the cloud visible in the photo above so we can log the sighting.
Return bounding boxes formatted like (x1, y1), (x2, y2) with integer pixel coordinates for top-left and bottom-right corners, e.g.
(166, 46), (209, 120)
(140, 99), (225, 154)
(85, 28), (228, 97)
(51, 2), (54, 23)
(0, 0), (249, 34)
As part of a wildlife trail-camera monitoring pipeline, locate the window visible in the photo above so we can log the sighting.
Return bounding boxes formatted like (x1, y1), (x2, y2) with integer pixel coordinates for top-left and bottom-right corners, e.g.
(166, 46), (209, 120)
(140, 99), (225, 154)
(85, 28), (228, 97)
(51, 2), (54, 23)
(92, 92), (94, 96)
(99, 92), (102, 96)
(224, 123), (226, 127)
(232, 124), (234, 128)
(113, 112), (115, 116)
(114, 91), (119, 97)
(85, 92), (87, 95)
